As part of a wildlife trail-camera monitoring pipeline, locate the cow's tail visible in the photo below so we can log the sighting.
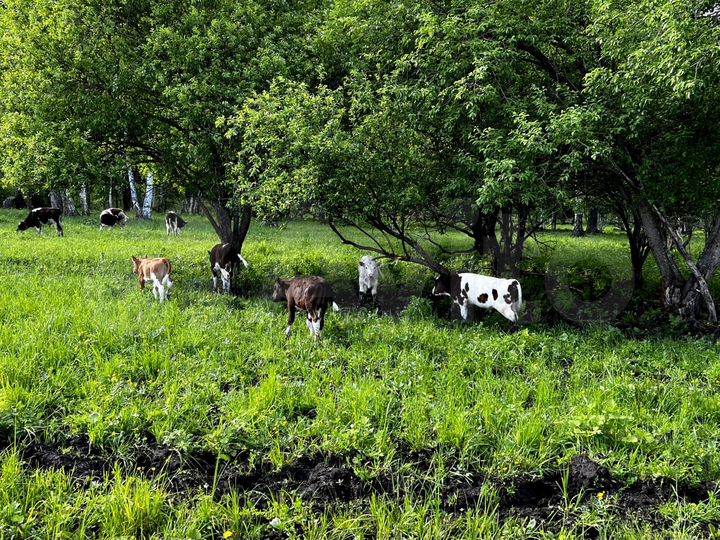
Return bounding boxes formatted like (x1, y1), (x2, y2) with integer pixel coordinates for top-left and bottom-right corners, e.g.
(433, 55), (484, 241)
(332, 301), (340, 312)
(164, 258), (172, 276)
(238, 253), (249, 268)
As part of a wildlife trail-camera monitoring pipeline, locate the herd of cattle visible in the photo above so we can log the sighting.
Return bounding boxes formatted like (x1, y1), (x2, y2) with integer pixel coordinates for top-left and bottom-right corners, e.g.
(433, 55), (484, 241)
(14, 206), (524, 339)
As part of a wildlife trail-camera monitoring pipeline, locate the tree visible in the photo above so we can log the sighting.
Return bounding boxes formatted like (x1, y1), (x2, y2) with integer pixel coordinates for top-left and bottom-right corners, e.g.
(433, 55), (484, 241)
(0, 0), (326, 249)
(229, 0), (584, 276)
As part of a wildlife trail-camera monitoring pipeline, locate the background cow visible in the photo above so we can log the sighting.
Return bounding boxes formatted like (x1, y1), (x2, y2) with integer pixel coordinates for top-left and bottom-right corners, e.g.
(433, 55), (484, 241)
(165, 212), (187, 236)
(99, 208), (128, 230)
(17, 207), (63, 236)
(131, 256), (173, 302)
(358, 255), (382, 306)
(432, 272), (523, 323)
(208, 243), (249, 294)
(272, 276), (340, 340)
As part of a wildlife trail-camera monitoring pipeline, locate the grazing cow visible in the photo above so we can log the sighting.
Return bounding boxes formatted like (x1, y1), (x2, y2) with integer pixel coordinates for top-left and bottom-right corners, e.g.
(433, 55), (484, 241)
(17, 207), (64, 236)
(131, 257), (173, 302)
(432, 272), (523, 323)
(208, 243), (249, 294)
(358, 255), (382, 306)
(165, 211), (187, 236)
(99, 208), (128, 230)
(272, 276), (340, 340)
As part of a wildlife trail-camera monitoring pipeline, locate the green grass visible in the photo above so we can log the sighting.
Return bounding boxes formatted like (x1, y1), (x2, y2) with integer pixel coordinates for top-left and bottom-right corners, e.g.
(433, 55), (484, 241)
(1, 210), (720, 539)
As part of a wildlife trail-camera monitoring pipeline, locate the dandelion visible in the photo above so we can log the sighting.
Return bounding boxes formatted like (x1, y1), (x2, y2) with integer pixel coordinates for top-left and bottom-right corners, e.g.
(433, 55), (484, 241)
(597, 492), (605, 502)
(223, 531), (233, 539)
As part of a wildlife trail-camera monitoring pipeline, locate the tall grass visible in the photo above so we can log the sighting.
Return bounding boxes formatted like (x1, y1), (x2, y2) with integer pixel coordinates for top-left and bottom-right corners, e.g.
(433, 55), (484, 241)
(0, 211), (719, 538)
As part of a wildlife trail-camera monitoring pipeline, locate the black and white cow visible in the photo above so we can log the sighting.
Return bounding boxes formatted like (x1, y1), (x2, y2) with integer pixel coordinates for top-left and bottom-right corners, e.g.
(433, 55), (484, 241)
(99, 208), (128, 230)
(358, 255), (382, 306)
(17, 207), (64, 236)
(165, 212), (187, 236)
(432, 272), (523, 323)
(208, 243), (249, 294)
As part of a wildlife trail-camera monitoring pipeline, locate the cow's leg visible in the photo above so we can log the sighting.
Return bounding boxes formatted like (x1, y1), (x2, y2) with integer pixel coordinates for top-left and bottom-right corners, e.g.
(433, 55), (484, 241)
(55, 222), (63, 237)
(306, 315), (314, 336)
(286, 301), (296, 338)
(164, 276), (173, 300)
(139, 277), (145, 291)
(35, 227), (41, 235)
(459, 303), (469, 321)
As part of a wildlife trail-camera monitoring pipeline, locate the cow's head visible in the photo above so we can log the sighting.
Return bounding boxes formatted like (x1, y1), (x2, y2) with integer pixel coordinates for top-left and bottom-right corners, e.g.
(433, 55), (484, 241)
(131, 256), (142, 274)
(16, 221), (29, 233)
(431, 273), (452, 297)
(272, 279), (289, 302)
(118, 212), (128, 226)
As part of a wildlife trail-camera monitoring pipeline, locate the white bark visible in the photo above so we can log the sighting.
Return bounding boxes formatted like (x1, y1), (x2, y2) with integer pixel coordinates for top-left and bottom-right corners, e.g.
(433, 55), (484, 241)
(108, 186), (113, 208)
(79, 185), (89, 215)
(128, 168), (142, 217)
(142, 172), (154, 219)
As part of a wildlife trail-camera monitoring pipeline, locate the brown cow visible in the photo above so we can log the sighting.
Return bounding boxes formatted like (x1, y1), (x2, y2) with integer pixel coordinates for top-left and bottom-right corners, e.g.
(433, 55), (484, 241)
(272, 276), (340, 340)
(131, 257), (173, 302)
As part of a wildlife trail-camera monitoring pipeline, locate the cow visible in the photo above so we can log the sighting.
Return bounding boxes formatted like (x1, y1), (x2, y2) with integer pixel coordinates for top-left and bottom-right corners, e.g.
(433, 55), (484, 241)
(432, 272), (523, 323)
(208, 243), (249, 294)
(131, 257), (173, 302)
(17, 207), (64, 236)
(272, 276), (340, 340)
(165, 212), (187, 236)
(358, 255), (382, 306)
(99, 208), (128, 230)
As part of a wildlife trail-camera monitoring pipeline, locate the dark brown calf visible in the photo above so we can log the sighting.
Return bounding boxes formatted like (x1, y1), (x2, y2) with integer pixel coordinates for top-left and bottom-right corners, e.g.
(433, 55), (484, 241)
(272, 276), (340, 340)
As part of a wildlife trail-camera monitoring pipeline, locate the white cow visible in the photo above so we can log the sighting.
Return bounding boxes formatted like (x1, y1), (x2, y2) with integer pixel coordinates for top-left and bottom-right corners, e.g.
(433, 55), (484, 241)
(432, 272), (523, 323)
(358, 255), (382, 306)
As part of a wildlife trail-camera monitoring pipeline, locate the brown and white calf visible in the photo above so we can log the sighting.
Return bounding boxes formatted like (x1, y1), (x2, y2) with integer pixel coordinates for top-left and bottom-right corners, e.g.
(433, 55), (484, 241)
(208, 243), (249, 294)
(17, 207), (64, 236)
(432, 272), (523, 323)
(165, 212), (187, 236)
(100, 208), (128, 230)
(272, 277), (340, 340)
(131, 257), (173, 302)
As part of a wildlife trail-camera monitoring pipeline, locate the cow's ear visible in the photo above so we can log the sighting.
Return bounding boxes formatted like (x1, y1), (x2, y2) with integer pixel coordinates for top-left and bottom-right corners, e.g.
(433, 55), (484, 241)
(131, 256), (138, 263)
(359, 261), (365, 267)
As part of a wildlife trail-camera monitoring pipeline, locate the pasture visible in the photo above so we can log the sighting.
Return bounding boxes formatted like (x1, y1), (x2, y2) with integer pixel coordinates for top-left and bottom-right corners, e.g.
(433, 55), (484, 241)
(1, 211), (720, 539)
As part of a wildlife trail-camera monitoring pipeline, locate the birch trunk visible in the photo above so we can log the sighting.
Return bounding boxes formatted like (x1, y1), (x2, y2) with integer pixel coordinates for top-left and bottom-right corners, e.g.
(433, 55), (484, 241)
(142, 172), (154, 219)
(128, 168), (142, 217)
(79, 185), (89, 215)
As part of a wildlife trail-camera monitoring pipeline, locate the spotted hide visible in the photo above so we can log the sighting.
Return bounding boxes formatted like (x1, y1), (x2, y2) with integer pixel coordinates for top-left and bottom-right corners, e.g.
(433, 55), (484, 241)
(432, 272), (523, 323)
(17, 207), (64, 236)
(131, 256), (173, 302)
(165, 212), (187, 236)
(99, 208), (128, 230)
(272, 276), (340, 341)
(208, 243), (249, 294)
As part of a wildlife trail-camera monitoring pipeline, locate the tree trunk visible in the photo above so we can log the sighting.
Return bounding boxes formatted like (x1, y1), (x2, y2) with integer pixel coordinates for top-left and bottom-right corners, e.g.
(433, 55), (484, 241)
(62, 190), (77, 216)
(108, 183), (114, 208)
(50, 191), (62, 210)
(470, 209), (501, 274)
(128, 168), (142, 217)
(79, 185), (90, 215)
(551, 212), (557, 231)
(572, 212), (585, 237)
(201, 199), (252, 252)
(142, 173), (154, 219)
(618, 205), (648, 289)
(587, 207), (601, 234)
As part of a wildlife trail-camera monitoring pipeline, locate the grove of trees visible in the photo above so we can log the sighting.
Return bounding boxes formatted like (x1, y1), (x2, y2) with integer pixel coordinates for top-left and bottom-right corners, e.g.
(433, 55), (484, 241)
(2, 0), (720, 321)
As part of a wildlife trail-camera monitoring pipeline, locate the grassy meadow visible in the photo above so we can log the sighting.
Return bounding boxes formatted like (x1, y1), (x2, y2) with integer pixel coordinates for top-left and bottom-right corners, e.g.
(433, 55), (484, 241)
(1, 210), (720, 539)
